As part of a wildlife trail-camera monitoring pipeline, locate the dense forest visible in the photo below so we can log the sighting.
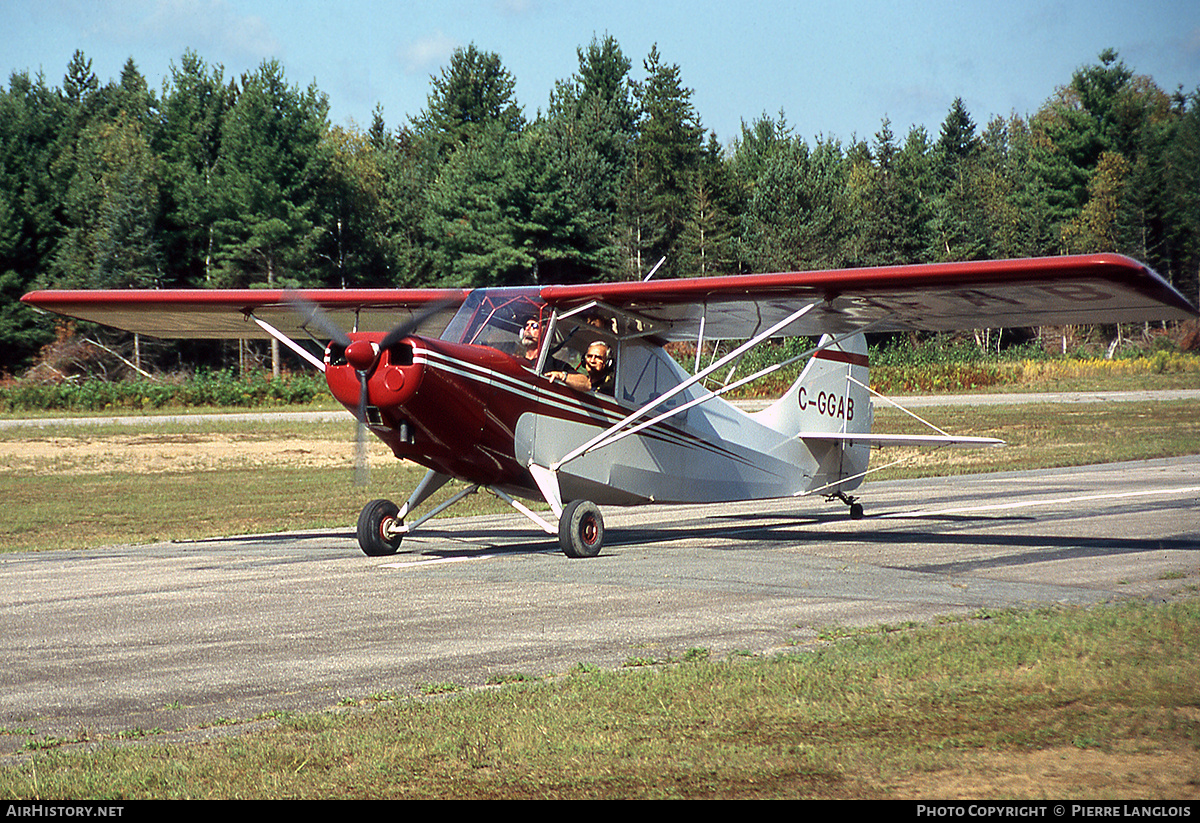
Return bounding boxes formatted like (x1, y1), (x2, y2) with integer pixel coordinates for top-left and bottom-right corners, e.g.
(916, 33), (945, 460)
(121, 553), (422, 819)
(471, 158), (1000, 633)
(2, 37), (1198, 372)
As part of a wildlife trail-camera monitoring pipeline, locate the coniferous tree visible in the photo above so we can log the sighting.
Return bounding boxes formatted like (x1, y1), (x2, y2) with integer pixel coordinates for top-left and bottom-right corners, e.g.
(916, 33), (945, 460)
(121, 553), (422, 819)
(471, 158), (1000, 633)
(0, 73), (61, 365)
(377, 125), (440, 286)
(157, 51), (229, 286)
(211, 60), (329, 289)
(678, 133), (739, 277)
(1161, 90), (1200, 302)
(850, 119), (914, 266)
(0, 69), (66, 364)
(410, 44), (524, 163)
(930, 99), (988, 261)
(741, 134), (849, 272)
(534, 35), (639, 281)
(51, 59), (163, 290)
(413, 46), (530, 286)
(423, 118), (535, 287)
(619, 45), (704, 280)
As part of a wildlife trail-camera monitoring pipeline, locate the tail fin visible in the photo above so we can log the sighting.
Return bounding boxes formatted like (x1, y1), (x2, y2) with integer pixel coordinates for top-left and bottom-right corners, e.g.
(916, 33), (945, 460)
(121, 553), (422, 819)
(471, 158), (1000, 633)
(753, 333), (873, 493)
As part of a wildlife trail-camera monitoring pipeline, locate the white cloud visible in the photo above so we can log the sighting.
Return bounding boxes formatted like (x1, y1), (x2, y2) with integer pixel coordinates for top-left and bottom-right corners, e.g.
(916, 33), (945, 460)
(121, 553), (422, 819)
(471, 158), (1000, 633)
(399, 30), (458, 75)
(141, 0), (281, 63)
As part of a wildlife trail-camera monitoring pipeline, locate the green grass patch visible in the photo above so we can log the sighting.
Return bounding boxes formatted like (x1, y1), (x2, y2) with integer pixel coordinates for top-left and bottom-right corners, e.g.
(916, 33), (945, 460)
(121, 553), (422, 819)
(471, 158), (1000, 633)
(868, 399), (1200, 479)
(0, 464), (512, 553)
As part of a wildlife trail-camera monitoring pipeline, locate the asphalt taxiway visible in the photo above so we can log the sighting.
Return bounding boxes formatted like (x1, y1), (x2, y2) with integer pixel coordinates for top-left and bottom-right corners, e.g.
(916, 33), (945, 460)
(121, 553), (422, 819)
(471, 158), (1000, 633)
(1, 455), (1197, 754)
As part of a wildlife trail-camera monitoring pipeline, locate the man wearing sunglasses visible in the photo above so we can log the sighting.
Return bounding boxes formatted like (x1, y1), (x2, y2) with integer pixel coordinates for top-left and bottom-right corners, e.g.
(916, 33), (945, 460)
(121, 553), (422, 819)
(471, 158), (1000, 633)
(546, 341), (614, 395)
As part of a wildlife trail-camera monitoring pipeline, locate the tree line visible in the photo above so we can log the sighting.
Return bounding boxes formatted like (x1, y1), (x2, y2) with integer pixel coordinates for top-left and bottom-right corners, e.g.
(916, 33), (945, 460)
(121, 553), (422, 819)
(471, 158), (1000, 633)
(2, 38), (1198, 371)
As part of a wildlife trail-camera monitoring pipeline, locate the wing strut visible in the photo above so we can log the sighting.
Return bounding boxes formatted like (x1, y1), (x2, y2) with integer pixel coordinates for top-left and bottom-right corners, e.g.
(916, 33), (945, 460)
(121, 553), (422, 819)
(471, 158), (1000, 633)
(553, 316), (894, 472)
(249, 314), (326, 372)
(550, 302), (820, 472)
(581, 324), (891, 462)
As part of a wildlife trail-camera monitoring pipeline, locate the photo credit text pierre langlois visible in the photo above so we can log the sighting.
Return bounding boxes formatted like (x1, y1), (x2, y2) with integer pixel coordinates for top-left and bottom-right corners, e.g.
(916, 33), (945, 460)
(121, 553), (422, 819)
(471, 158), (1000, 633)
(916, 807), (1193, 819)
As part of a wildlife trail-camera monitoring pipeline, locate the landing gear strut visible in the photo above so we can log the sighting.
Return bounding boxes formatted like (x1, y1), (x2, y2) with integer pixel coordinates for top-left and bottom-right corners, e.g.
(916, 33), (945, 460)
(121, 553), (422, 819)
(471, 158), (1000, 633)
(353, 472), (607, 558)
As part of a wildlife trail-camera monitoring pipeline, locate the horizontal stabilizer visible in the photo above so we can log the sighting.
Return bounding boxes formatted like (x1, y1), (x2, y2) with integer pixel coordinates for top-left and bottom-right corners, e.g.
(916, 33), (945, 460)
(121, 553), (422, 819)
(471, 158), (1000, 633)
(799, 432), (1005, 448)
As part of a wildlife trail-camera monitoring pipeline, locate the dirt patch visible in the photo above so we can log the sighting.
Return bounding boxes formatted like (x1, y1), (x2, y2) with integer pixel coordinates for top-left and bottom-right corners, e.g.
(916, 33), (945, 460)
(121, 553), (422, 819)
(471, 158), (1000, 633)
(887, 744), (1200, 800)
(0, 432), (393, 475)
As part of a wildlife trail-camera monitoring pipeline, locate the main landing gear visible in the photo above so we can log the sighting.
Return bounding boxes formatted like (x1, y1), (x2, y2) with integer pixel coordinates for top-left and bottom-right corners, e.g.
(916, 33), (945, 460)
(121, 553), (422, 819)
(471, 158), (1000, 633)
(357, 498), (404, 556)
(558, 499), (604, 558)
(351, 472), (606, 559)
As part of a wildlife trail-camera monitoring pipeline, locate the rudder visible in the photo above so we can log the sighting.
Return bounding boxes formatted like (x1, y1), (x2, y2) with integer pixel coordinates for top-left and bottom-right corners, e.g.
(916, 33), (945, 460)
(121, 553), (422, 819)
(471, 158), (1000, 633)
(753, 333), (872, 493)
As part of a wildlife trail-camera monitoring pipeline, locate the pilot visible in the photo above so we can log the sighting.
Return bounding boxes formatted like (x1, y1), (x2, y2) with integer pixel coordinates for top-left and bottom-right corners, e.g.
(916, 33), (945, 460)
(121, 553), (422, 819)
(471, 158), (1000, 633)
(547, 341), (614, 395)
(518, 317), (542, 365)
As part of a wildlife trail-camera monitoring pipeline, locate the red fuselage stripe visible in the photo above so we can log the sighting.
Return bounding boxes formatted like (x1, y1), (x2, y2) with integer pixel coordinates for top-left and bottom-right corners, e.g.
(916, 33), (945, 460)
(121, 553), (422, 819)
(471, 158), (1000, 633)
(813, 349), (870, 367)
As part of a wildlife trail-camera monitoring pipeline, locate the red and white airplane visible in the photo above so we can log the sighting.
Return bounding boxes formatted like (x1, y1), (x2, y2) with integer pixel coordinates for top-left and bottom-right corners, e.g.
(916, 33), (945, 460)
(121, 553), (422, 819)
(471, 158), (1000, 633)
(22, 253), (1197, 557)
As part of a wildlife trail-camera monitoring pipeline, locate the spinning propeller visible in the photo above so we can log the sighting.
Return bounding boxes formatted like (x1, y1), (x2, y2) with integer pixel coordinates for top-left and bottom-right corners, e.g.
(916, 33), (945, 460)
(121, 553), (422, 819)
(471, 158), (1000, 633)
(285, 291), (452, 485)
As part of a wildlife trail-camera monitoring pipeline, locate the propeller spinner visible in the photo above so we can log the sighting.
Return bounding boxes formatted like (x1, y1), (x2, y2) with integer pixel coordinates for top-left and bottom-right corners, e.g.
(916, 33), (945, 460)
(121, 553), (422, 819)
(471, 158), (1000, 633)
(285, 291), (453, 485)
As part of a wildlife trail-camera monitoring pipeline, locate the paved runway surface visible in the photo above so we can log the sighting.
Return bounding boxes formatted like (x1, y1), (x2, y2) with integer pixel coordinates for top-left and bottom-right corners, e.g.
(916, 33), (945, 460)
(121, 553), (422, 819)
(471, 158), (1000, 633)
(2, 456), (1197, 754)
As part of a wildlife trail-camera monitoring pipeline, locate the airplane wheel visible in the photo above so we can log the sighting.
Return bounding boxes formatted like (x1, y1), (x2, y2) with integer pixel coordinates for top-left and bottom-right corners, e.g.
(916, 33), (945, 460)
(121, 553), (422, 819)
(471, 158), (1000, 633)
(559, 499), (604, 558)
(849, 502), (864, 520)
(357, 498), (403, 556)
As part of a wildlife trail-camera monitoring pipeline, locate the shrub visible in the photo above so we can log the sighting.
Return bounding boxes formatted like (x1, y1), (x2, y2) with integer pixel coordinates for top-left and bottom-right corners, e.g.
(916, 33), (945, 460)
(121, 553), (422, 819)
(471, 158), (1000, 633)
(0, 370), (330, 413)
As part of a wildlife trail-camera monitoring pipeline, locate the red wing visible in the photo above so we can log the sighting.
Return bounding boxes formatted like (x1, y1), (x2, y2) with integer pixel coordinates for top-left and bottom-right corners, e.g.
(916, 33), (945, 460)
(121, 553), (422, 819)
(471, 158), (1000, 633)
(540, 254), (1197, 340)
(22, 255), (1197, 343)
(20, 288), (470, 340)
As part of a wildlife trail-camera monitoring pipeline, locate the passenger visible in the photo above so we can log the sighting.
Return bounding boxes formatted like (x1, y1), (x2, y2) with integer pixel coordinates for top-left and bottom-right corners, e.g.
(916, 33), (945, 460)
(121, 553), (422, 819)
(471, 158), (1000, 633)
(547, 341), (614, 395)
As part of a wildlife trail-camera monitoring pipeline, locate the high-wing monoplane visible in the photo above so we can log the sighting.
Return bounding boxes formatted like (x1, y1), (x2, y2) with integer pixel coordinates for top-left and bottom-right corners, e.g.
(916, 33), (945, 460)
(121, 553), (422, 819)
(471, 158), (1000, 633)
(22, 254), (1197, 557)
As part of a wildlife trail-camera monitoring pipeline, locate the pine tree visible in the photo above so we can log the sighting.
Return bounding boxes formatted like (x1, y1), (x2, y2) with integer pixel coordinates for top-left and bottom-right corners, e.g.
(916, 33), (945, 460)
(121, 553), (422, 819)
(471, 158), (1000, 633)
(619, 46), (704, 279)
(158, 51), (229, 286)
(410, 46), (531, 286)
(536, 35), (639, 281)
(411, 45), (524, 162)
(930, 99), (988, 261)
(211, 60), (329, 289)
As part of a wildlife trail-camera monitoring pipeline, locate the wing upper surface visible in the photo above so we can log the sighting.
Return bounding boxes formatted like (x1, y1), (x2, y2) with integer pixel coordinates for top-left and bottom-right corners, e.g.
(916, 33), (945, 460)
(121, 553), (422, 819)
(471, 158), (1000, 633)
(20, 288), (470, 340)
(540, 254), (1197, 340)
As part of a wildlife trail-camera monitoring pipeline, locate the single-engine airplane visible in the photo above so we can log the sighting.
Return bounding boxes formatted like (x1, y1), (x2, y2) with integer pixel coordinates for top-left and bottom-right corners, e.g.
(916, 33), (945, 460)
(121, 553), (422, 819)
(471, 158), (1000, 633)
(22, 253), (1197, 557)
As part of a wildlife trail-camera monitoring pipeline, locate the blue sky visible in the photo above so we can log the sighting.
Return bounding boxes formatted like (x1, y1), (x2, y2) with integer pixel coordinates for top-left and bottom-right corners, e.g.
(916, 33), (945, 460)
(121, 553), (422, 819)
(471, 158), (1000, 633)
(4, 0), (1198, 146)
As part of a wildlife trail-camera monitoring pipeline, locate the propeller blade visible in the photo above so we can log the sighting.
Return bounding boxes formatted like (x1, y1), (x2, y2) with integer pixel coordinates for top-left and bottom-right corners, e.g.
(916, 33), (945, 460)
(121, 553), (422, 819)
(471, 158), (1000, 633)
(285, 293), (455, 489)
(354, 371), (370, 487)
(283, 289), (351, 348)
(378, 299), (458, 352)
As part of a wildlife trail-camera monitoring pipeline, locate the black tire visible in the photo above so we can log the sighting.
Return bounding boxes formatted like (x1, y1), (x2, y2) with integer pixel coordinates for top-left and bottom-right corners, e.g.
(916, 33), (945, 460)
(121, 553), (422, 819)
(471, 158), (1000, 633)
(849, 502), (864, 520)
(558, 499), (604, 558)
(357, 498), (403, 556)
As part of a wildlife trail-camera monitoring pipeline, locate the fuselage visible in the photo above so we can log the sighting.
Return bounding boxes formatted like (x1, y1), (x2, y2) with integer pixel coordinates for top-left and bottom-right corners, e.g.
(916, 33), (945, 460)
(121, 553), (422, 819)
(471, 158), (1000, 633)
(322, 288), (871, 507)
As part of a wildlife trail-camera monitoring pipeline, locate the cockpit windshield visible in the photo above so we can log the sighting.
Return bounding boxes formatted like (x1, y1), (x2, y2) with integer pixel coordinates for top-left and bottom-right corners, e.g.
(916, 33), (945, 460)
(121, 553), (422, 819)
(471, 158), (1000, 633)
(439, 287), (615, 382)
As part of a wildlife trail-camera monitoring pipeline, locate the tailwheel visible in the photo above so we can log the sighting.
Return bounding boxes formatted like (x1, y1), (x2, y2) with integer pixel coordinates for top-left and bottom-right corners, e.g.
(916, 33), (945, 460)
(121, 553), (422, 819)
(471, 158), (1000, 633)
(357, 498), (403, 556)
(829, 491), (864, 520)
(558, 499), (604, 558)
